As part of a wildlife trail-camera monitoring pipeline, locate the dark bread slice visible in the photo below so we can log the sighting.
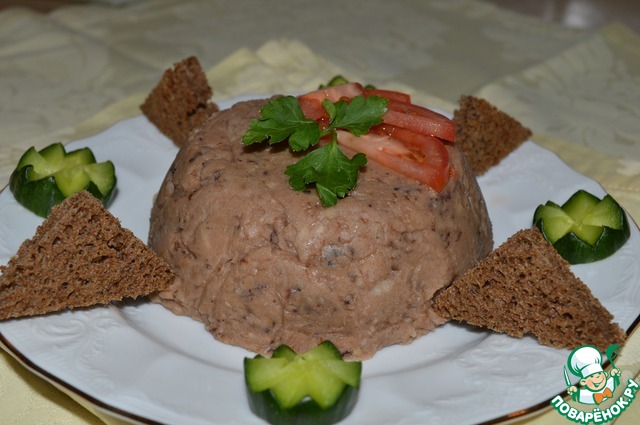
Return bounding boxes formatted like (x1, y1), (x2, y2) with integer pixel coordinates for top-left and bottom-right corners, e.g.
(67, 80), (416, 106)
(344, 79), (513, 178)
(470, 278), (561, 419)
(141, 56), (218, 147)
(0, 191), (174, 320)
(433, 228), (626, 351)
(453, 95), (532, 175)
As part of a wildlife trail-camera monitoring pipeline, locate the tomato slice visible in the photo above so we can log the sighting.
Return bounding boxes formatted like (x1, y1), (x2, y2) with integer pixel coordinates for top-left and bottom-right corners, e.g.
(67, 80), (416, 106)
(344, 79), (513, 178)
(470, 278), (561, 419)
(295, 84), (453, 191)
(363, 88), (411, 103)
(298, 82), (364, 103)
(370, 124), (451, 191)
(371, 124), (437, 150)
(298, 97), (328, 122)
(336, 129), (450, 191)
(298, 82), (365, 124)
(383, 100), (456, 142)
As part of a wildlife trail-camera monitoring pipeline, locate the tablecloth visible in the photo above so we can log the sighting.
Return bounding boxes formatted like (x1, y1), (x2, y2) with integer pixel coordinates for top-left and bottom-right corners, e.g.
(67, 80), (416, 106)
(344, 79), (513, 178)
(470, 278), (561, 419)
(1, 0), (639, 424)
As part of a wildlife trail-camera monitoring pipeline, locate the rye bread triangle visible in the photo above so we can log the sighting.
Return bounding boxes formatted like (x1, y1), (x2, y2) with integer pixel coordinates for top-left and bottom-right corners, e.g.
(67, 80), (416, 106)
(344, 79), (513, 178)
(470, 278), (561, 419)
(140, 56), (218, 147)
(432, 228), (626, 351)
(453, 95), (532, 176)
(0, 190), (174, 320)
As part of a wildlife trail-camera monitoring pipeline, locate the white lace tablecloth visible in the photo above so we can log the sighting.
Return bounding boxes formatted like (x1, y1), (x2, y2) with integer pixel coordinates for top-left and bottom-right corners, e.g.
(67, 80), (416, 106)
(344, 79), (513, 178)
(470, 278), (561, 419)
(1, 1), (639, 424)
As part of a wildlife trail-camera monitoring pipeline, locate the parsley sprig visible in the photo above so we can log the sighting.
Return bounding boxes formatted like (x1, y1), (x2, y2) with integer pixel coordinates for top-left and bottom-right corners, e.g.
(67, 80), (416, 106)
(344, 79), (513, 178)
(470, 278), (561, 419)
(242, 94), (388, 207)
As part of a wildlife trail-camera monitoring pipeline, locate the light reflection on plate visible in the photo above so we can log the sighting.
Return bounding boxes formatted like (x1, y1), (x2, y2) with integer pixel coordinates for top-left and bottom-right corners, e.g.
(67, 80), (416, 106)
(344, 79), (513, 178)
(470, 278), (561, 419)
(1, 97), (639, 425)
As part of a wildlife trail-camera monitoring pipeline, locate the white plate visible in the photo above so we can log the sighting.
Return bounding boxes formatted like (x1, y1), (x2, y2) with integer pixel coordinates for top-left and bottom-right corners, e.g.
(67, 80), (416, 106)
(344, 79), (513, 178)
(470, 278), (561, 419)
(1, 97), (639, 425)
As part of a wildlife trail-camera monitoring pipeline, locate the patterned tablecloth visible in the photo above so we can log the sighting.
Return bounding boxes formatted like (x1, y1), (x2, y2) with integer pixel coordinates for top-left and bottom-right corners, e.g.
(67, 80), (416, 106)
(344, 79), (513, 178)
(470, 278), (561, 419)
(1, 1), (639, 424)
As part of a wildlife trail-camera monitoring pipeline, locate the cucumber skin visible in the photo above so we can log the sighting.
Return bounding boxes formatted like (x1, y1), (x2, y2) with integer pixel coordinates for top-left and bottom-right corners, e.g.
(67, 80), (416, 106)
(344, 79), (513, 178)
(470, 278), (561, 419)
(537, 218), (631, 264)
(9, 165), (116, 218)
(245, 341), (361, 425)
(246, 384), (359, 425)
(533, 190), (631, 264)
(10, 168), (65, 218)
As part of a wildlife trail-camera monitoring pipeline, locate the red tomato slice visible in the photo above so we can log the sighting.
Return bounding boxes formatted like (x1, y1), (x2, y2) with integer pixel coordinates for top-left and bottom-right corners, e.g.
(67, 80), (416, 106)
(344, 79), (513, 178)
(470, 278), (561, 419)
(363, 88), (411, 103)
(336, 129), (450, 191)
(298, 97), (327, 122)
(383, 100), (456, 142)
(371, 124), (439, 150)
(370, 124), (451, 190)
(296, 84), (453, 190)
(298, 82), (364, 103)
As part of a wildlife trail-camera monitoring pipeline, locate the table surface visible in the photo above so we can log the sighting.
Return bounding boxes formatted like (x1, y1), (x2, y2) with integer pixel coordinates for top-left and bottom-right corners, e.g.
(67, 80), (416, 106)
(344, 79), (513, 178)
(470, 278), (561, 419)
(1, 1), (639, 424)
(2, 0), (639, 33)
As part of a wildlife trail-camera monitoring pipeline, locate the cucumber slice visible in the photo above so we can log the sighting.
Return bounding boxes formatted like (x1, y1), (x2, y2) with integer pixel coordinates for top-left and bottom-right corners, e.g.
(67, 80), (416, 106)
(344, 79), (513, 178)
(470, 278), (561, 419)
(570, 223), (604, 246)
(298, 340), (344, 361)
(52, 165), (92, 197)
(583, 195), (625, 229)
(9, 142), (117, 218)
(304, 362), (347, 409)
(21, 143), (96, 180)
(62, 147), (96, 169)
(561, 190), (600, 222)
(9, 168), (66, 218)
(244, 341), (361, 425)
(320, 359), (362, 388)
(38, 143), (66, 165)
(533, 190), (630, 264)
(533, 204), (573, 243)
(272, 344), (298, 361)
(17, 147), (49, 180)
(84, 161), (116, 196)
(245, 357), (292, 392)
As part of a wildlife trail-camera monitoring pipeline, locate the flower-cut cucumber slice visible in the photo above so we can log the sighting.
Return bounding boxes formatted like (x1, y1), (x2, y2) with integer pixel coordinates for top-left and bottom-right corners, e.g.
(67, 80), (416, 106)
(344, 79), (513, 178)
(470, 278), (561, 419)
(533, 189), (630, 264)
(9, 142), (117, 218)
(244, 341), (361, 425)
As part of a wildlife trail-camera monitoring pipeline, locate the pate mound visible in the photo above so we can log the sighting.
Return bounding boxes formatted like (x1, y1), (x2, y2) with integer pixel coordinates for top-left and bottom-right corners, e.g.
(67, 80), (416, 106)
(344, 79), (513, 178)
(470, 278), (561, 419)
(0, 191), (174, 320)
(433, 228), (626, 351)
(148, 98), (493, 359)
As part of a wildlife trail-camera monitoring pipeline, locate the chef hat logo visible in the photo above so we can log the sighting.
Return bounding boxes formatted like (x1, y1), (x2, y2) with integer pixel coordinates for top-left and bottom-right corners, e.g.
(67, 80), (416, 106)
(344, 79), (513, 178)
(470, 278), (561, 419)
(567, 345), (603, 379)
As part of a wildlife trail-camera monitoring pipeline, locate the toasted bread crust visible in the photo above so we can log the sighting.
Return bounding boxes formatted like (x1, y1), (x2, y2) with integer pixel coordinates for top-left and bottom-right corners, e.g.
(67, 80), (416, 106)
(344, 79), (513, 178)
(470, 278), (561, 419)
(0, 191), (174, 319)
(141, 56), (218, 147)
(433, 228), (626, 351)
(453, 95), (532, 175)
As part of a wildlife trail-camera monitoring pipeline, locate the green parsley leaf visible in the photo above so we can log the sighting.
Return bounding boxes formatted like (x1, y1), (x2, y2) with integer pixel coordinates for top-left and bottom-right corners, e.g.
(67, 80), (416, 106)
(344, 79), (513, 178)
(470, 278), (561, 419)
(242, 96), (321, 152)
(285, 134), (367, 207)
(319, 75), (377, 89)
(325, 95), (387, 136)
(243, 91), (386, 207)
(319, 75), (350, 88)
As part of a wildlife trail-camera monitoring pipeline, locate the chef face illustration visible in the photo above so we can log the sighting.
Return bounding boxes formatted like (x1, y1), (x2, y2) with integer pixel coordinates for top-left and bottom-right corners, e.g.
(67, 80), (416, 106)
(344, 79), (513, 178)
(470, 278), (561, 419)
(581, 371), (608, 391)
(565, 345), (621, 405)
